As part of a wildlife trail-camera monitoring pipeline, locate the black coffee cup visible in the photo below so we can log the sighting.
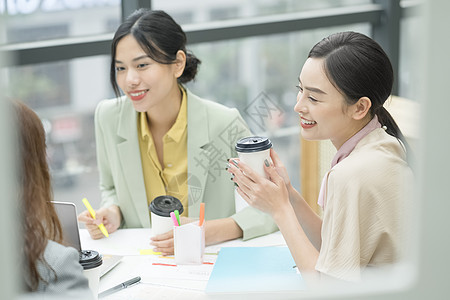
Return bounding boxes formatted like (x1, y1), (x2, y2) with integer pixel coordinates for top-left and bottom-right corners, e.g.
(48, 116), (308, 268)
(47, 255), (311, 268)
(149, 195), (184, 235)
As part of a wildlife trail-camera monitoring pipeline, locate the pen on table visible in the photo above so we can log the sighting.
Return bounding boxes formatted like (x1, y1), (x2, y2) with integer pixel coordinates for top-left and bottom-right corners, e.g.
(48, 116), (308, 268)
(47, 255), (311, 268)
(199, 203), (205, 226)
(82, 197), (109, 238)
(98, 276), (141, 298)
(174, 209), (181, 226)
(170, 211), (179, 226)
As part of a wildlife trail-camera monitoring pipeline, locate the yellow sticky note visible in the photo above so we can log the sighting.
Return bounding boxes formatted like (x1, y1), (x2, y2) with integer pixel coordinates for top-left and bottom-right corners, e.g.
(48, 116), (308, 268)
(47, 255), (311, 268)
(139, 249), (161, 255)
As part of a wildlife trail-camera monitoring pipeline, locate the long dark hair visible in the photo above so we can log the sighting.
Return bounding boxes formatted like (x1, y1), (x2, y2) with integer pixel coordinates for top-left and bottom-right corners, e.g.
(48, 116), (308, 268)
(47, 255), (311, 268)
(14, 101), (63, 291)
(308, 31), (409, 151)
(110, 9), (201, 98)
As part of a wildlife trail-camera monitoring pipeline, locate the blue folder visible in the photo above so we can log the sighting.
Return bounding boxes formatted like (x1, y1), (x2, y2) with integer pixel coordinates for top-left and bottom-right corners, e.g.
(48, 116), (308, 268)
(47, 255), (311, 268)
(205, 246), (306, 294)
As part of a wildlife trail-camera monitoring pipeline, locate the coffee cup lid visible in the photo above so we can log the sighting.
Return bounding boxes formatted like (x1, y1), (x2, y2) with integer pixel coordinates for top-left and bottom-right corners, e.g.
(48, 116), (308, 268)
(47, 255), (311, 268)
(149, 195), (184, 217)
(235, 136), (272, 153)
(79, 250), (102, 270)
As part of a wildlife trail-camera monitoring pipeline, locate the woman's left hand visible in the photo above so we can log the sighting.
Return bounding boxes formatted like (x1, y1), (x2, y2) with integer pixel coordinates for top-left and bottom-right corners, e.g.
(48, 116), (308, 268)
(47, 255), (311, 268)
(150, 230), (174, 255)
(150, 217), (197, 255)
(227, 158), (290, 218)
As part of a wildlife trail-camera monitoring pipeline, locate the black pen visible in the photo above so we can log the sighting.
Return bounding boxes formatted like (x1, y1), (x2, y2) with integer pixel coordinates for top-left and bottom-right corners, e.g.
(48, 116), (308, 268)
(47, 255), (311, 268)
(98, 276), (141, 298)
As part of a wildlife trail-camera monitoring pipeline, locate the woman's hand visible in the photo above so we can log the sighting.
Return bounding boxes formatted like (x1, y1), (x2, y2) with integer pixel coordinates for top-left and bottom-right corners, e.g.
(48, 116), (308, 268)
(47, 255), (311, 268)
(77, 205), (121, 239)
(269, 148), (291, 188)
(150, 217), (192, 255)
(150, 230), (174, 255)
(227, 157), (291, 220)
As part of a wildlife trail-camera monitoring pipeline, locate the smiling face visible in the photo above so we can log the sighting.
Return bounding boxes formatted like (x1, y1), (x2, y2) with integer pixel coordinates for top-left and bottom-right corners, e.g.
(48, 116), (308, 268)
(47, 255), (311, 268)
(294, 58), (367, 149)
(114, 34), (183, 113)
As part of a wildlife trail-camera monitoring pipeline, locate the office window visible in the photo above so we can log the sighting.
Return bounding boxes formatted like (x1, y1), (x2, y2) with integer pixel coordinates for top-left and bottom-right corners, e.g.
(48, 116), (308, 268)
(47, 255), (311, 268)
(7, 23), (68, 43)
(6, 54), (111, 206)
(6, 24), (71, 109)
(1, 1), (120, 208)
(0, 0), (120, 43)
(8, 61), (71, 109)
(153, 0), (371, 24)
(399, 16), (421, 100)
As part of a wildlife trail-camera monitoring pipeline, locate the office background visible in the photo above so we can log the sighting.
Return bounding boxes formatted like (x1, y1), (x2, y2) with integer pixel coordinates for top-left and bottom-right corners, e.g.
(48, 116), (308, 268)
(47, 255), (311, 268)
(2, 0), (450, 299)
(0, 0), (421, 212)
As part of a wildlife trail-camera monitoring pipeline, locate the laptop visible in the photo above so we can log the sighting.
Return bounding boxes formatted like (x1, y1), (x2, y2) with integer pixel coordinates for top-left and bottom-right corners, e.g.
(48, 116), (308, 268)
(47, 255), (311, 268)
(52, 201), (122, 277)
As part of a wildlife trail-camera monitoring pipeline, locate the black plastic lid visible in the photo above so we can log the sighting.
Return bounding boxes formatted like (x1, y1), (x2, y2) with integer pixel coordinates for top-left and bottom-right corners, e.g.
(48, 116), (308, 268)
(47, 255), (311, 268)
(79, 250), (103, 270)
(149, 195), (184, 217)
(235, 136), (272, 153)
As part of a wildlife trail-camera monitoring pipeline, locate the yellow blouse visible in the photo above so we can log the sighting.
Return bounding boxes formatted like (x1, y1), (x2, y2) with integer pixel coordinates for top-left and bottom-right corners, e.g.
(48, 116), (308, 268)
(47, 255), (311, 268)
(137, 87), (188, 217)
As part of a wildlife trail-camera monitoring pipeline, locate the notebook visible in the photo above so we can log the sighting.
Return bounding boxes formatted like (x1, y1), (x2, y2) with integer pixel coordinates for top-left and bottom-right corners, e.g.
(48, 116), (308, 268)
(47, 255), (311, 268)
(205, 246), (306, 294)
(52, 201), (122, 277)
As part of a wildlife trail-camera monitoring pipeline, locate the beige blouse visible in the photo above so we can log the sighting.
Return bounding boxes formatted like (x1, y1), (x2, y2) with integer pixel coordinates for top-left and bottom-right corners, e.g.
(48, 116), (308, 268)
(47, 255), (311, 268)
(315, 128), (413, 281)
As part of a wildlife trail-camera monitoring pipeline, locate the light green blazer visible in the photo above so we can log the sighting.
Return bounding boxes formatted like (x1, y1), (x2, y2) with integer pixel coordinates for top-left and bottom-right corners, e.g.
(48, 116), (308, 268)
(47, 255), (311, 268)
(94, 89), (278, 240)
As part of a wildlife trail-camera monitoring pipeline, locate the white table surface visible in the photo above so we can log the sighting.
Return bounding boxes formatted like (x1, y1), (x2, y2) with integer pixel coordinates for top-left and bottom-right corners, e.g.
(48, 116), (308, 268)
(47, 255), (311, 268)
(79, 228), (307, 299)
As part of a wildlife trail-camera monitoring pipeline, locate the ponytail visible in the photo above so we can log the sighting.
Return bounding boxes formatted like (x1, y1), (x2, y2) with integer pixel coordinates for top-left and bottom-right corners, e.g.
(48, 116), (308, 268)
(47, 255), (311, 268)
(375, 105), (411, 155)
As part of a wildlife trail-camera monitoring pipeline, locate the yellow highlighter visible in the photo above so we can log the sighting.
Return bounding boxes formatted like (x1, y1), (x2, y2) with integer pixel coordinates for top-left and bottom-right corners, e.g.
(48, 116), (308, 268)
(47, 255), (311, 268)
(82, 198), (109, 238)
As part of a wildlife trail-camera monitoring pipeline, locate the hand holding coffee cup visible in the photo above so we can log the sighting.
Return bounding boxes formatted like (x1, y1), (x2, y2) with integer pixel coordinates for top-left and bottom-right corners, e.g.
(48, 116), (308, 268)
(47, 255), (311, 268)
(233, 136), (273, 212)
(235, 136), (273, 177)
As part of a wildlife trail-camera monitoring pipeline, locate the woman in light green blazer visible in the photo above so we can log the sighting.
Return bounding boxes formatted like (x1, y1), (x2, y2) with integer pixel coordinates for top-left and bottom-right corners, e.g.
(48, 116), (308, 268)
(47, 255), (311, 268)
(78, 9), (277, 254)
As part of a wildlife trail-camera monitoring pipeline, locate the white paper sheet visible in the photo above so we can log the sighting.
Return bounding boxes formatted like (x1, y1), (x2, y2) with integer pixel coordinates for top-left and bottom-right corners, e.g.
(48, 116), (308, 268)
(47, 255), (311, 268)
(80, 228), (153, 256)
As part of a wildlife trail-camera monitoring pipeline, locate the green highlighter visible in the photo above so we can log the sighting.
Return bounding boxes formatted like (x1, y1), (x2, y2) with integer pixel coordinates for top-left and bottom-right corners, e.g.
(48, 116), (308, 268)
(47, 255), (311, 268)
(174, 209), (181, 226)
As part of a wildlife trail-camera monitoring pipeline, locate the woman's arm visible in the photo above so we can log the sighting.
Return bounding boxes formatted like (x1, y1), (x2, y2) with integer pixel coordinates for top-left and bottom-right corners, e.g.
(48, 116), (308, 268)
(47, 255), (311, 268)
(272, 201), (321, 279)
(286, 184), (323, 250)
(204, 218), (243, 245)
(94, 100), (119, 209)
(263, 149), (323, 249)
(228, 158), (320, 277)
(150, 217), (242, 255)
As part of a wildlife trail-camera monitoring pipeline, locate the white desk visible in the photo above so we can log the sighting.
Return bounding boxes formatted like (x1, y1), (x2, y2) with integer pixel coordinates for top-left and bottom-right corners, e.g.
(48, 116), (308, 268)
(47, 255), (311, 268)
(80, 229), (295, 299)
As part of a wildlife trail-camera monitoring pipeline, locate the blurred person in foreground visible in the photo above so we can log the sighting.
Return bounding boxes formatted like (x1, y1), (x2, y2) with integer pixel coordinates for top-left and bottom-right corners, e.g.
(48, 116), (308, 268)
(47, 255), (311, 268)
(15, 100), (91, 299)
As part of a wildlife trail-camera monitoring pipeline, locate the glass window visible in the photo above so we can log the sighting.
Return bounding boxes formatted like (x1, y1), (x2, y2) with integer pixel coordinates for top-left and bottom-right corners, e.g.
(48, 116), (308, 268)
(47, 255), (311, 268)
(5, 55), (112, 207)
(399, 16), (421, 100)
(153, 0), (371, 24)
(0, 0), (121, 43)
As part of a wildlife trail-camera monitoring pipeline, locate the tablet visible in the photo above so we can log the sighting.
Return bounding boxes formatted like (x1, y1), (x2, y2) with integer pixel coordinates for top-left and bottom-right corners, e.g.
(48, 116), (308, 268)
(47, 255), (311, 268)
(52, 201), (122, 277)
(52, 201), (82, 251)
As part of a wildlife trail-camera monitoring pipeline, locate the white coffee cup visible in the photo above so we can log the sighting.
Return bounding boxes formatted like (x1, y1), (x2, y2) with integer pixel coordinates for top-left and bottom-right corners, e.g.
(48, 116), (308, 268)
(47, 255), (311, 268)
(149, 195), (184, 236)
(234, 136), (272, 213)
(79, 250), (102, 300)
